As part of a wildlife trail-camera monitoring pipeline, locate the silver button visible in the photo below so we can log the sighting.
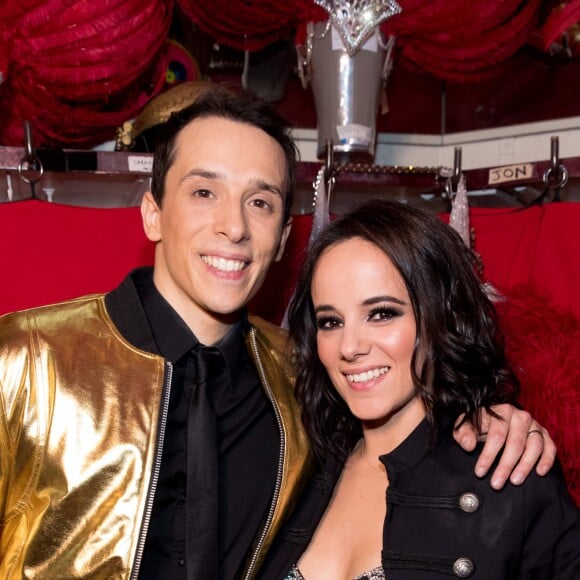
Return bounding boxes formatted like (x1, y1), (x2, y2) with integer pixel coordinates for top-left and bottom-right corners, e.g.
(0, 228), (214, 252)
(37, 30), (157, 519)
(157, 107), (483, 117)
(458, 492), (481, 513)
(453, 557), (474, 577)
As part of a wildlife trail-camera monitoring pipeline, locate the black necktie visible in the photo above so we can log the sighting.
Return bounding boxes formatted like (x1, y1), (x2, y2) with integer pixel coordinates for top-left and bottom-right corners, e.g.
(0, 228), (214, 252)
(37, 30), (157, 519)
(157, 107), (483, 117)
(186, 345), (224, 578)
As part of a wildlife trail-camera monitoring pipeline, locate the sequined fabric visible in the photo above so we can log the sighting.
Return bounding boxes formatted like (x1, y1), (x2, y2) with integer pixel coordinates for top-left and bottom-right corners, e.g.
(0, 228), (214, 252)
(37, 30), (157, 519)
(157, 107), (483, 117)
(286, 564), (385, 579)
(314, 0), (402, 55)
(449, 173), (470, 248)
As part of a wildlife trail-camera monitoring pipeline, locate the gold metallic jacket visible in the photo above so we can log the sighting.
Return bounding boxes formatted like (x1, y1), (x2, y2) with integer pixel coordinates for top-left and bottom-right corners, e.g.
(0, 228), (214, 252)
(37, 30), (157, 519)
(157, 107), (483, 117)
(0, 283), (311, 579)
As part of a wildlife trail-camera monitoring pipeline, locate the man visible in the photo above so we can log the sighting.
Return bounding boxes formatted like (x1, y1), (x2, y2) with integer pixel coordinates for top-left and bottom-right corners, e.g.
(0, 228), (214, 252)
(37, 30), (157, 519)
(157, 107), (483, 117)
(0, 88), (555, 579)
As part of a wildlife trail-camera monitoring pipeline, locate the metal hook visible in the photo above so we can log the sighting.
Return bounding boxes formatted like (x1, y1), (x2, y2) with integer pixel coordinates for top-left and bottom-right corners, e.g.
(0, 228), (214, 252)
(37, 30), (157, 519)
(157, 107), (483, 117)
(550, 135), (559, 173)
(542, 136), (568, 201)
(324, 138), (335, 198)
(441, 146), (462, 205)
(531, 136), (568, 205)
(17, 120), (43, 199)
(453, 146), (462, 181)
(24, 121), (35, 165)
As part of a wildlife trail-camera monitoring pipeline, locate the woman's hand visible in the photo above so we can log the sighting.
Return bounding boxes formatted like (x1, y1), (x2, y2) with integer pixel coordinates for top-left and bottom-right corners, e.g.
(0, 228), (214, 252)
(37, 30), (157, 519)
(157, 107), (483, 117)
(454, 404), (556, 490)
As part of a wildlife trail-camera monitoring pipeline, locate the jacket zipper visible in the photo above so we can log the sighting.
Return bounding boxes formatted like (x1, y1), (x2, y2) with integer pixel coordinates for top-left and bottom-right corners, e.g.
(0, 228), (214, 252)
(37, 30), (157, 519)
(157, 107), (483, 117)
(130, 362), (173, 579)
(242, 328), (286, 580)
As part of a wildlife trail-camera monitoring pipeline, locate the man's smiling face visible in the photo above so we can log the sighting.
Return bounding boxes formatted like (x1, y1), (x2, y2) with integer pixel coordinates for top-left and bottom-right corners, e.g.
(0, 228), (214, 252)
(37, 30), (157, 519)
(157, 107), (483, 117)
(141, 115), (291, 343)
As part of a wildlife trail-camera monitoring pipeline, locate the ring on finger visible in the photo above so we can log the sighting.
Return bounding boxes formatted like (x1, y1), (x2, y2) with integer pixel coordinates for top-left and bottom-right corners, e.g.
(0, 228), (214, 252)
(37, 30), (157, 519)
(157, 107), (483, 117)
(527, 429), (543, 438)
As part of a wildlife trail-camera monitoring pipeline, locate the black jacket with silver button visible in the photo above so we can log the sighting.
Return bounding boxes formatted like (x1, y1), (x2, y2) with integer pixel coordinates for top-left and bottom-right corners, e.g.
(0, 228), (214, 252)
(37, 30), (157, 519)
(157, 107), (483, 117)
(257, 417), (580, 579)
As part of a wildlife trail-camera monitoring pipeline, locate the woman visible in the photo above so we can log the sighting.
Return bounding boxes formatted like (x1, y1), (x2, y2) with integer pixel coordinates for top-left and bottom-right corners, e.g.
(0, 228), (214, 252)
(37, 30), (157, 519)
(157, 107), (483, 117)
(258, 198), (580, 579)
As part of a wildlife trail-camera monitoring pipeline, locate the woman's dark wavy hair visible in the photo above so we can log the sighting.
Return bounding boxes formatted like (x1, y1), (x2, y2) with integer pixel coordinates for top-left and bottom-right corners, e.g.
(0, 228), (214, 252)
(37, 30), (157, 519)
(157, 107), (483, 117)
(288, 198), (520, 462)
(150, 86), (298, 223)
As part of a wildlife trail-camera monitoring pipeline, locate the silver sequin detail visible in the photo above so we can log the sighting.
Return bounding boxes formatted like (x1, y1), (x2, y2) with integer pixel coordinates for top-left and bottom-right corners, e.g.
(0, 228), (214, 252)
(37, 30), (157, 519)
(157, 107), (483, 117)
(314, 0), (402, 55)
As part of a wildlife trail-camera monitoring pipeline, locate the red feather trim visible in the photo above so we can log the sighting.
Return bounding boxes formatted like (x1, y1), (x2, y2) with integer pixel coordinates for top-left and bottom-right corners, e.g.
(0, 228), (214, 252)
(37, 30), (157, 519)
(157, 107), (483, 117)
(496, 284), (580, 506)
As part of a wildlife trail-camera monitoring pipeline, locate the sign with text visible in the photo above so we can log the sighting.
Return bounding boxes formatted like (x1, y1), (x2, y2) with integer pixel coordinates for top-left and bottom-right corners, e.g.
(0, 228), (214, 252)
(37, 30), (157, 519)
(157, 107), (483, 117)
(488, 163), (535, 186)
(128, 155), (153, 174)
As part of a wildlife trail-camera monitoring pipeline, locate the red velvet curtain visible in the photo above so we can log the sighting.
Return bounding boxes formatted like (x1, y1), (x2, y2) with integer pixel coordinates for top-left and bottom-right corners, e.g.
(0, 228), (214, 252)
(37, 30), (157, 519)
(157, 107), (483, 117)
(1, 200), (579, 322)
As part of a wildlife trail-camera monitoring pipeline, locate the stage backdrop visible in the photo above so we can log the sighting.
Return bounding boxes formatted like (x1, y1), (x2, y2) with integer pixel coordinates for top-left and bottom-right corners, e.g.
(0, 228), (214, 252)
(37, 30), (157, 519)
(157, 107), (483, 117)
(0, 199), (578, 503)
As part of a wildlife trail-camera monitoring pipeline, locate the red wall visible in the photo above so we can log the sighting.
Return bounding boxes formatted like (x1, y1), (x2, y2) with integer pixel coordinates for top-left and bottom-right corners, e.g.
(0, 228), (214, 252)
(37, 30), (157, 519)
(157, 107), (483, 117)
(1, 200), (578, 502)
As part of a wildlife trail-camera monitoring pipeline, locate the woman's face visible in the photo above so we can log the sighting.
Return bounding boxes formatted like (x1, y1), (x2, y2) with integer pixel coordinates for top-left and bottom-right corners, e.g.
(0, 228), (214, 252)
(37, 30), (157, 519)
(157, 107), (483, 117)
(311, 237), (425, 430)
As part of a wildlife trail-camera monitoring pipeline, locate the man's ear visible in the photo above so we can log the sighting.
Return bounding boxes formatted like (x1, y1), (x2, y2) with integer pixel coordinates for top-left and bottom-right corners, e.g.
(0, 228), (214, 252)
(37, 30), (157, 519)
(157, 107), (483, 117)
(274, 217), (293, 262)
(141, 191), (162, 242)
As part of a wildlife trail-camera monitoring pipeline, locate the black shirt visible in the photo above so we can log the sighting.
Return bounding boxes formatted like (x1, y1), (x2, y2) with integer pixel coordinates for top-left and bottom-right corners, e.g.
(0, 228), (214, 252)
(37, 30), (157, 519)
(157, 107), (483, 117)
(135, 271), (279, 579)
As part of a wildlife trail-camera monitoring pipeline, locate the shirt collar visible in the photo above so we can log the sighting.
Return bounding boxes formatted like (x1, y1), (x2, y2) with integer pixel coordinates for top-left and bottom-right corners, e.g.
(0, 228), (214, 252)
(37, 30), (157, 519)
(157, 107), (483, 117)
(213, 313), (249, 391)
(136, 271), (197, 363)
(135, 269), (247, 389)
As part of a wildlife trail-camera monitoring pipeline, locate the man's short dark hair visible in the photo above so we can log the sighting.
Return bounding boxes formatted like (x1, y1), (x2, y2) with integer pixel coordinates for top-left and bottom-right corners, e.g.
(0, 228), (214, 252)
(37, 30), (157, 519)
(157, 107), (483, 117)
(150, 87), (298, 223)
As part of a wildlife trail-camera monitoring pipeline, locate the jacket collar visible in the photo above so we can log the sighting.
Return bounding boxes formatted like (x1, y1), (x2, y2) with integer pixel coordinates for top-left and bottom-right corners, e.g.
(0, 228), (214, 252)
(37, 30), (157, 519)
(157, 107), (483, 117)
(379, 419), (431, 474)
(380, 414), (454, 474)
(104, 267), (160, 355)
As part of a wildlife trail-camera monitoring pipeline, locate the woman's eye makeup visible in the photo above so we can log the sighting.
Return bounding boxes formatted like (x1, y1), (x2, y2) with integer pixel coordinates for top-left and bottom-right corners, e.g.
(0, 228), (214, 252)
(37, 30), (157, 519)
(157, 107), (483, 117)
(315, 316), (342, 330)
(314, 301), (406, 330)
(367, 305), (404, 321)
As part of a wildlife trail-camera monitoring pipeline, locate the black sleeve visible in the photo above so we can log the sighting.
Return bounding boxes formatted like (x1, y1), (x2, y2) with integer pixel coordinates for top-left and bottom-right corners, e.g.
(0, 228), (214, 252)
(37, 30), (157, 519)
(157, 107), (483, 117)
(519, 459), (580, 579)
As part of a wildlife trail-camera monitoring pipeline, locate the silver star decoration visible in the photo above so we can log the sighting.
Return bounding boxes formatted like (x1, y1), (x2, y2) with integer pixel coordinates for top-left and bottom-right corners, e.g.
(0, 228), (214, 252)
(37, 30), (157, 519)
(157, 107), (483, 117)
(314, 0), (402, 55)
